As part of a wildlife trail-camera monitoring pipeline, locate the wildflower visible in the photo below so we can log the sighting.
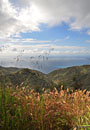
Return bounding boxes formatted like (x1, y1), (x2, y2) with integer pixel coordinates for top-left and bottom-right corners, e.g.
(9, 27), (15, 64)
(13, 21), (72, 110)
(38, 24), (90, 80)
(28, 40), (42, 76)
(22, 87), (25, 91)
(30, 89), (34, 94)
(63, 101), (66, 104)
(61, 85), (63, 90)
(37, 95), (40, 102)
(30, 113), (32, 116)
(29, 96), (32, 99)
(73, 127), (77, 130)
(67, 88), (69, 93)
(20, 82), (24, 87)
(25, 96), (28, 100)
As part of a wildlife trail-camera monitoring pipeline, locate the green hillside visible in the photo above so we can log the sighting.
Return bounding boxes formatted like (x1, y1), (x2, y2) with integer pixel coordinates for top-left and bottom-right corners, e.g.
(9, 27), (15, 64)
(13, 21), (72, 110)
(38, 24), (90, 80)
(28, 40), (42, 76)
(0, 65), (90, 91)
(0, 67), (55, 92)
(0, 66), (21, 75)
(48, 65), (90, 90)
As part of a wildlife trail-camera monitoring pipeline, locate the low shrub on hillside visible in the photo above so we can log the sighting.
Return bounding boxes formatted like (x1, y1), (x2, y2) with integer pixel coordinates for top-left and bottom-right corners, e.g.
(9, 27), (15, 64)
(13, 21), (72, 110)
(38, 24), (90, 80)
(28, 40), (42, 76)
(0, 86), (90, 130)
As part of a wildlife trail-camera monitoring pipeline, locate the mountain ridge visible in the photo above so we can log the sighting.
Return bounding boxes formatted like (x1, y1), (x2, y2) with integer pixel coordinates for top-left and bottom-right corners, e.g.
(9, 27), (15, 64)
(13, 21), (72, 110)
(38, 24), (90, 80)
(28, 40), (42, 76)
(0, 65), (90, 91)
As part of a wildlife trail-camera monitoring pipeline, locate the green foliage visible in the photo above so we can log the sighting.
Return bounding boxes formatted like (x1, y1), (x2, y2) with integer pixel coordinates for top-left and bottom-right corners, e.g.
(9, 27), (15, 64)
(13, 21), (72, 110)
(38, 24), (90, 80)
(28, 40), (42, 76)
(48, 65), (90, 90)
(0, 87), (90, 130)
(1, 65), (90, 92)
(0, 67), (55, 92)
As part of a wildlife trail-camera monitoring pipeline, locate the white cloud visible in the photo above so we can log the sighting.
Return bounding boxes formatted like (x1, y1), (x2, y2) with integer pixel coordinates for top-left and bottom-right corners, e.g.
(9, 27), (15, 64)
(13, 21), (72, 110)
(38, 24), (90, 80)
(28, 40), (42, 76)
(86, 40), (90, 43)
(16, 0), (90, 30)
(0, 0), (41, 38)
(87, 30), (90, 35)
(0, 43), (88, 57)
(0, 0), (90, 38)
(0, 37), (51, 44)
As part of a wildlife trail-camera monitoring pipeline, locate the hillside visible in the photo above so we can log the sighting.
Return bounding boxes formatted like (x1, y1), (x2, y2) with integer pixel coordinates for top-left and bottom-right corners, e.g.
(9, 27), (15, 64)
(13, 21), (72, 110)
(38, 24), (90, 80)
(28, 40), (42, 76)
(48, 65), (90, 90)
(0, 66), (21, 75)
(0, 67), (55, 92)
(0, 65), (90, 91)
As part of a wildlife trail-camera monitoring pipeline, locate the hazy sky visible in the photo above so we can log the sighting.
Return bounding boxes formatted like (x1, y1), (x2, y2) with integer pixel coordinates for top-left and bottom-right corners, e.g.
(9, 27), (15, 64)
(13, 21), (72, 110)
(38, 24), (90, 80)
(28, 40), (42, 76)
(0, 0), (90, 58)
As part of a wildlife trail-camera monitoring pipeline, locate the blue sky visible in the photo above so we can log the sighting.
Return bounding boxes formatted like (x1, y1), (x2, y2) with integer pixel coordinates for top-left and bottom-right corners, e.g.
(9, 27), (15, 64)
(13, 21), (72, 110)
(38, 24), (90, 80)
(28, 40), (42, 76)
(20, 23), (90, 47)
(0, 0), (90, 58)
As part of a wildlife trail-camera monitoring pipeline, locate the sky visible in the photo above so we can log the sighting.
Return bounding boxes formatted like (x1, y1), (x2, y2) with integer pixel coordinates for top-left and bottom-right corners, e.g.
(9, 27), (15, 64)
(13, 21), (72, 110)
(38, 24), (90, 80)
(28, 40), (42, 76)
(0, 0), (90, 69)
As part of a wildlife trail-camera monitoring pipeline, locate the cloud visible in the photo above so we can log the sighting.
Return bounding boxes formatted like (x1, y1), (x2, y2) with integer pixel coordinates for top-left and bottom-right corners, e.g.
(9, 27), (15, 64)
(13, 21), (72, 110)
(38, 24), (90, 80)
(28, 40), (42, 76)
(87, 30), (90, 35)
(0, 0), (41, 38)
(86, 40), (90, 43)
(13, 0), (90, 30)
(0, 37), (51, 44)
(0, 0), (17, 38)
(0, 42), (88, 57)
(0, 0), (90, 38)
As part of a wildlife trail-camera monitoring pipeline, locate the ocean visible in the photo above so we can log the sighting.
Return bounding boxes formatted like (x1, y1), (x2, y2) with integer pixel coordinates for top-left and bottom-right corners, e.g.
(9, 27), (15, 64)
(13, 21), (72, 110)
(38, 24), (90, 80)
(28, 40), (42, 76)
(0, 56), (90, 73)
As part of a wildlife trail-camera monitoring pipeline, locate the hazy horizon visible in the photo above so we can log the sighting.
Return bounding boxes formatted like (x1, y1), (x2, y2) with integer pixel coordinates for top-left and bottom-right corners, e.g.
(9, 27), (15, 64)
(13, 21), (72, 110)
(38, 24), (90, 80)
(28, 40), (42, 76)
(0, 56), (90, 73)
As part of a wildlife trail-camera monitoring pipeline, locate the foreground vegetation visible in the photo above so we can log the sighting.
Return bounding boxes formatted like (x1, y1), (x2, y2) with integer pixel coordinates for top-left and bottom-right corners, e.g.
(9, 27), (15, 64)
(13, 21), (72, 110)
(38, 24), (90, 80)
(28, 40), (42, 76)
(0, 86), (90, 130)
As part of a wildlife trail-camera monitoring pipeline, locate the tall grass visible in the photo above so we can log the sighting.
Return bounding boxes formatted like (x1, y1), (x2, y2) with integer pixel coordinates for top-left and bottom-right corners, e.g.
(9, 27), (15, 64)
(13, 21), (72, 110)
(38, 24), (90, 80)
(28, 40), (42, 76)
(0, 86), (90, 130)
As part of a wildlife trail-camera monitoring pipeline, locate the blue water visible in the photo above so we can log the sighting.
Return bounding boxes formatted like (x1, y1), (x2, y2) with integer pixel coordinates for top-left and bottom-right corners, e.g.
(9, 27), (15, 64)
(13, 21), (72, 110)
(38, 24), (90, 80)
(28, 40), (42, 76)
(41, 56), (90, 73)
(0, 56), (90, 73)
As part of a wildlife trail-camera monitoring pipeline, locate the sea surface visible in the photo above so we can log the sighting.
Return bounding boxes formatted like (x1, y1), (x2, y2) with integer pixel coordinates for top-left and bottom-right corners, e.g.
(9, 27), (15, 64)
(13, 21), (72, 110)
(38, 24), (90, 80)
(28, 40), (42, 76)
(0, 56), (90, 73)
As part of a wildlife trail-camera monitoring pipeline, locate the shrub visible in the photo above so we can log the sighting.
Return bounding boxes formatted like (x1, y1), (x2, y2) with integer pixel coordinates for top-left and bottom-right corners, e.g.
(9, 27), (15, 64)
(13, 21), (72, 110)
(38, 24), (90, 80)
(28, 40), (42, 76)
(0, 86), (90, 130)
